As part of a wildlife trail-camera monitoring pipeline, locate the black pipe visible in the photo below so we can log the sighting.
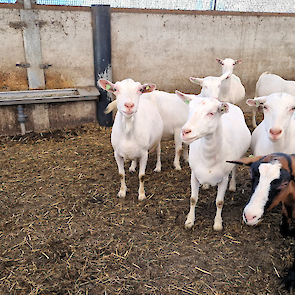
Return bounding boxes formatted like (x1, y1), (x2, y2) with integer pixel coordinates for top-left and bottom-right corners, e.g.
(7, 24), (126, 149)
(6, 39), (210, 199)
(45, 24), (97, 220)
(92, 5), (113, 127)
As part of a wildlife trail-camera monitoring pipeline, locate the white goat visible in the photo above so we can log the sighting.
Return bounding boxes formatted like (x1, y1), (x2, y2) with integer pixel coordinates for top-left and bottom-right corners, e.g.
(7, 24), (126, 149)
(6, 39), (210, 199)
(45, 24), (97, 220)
(105, 91), (189, 171)
(190, 71), (231, 99)
(246, 93), (295, 156)
(252, 72), (295, 127)
(105, 72), (230, 171)
(176, 91), (251, 230)
(98, 78), (163, 200)
(142, 90), (189, 170)
(216, 58), (245, 105)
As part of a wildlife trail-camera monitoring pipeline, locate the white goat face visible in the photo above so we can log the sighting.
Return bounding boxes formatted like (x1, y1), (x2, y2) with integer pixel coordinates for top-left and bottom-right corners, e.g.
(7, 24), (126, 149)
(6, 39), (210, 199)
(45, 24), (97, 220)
(201, 78), (222, 99)
(190, 71), (231, 100)
(181, 97), (228, 144)
(243, 161), (282, 226)
(98, 78), (156, 119)
(112, 79), (143, 119)
(262, 93), (295, 142)
(216, 58), (242, 74)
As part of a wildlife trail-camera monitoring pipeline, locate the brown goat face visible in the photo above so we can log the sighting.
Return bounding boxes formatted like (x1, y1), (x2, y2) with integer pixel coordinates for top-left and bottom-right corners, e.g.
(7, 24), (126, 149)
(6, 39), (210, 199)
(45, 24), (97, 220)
(243, 163), (292, 226)
(227, 153), (294, 226)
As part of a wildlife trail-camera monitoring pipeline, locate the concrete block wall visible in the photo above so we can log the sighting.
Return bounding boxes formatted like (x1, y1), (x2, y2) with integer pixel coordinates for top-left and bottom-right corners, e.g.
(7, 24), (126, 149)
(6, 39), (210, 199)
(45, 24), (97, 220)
(110, 9), (295, 111)
(0, 5), (295, 134)
(0, 5), (97, 135)
(0, 6), (95, 91)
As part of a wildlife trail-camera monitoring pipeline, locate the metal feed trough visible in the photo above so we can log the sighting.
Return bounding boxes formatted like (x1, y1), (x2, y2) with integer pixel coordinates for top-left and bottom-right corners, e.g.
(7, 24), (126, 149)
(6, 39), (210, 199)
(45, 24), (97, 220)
(0, 87), (100, 135)
(0, 87), (99, 105)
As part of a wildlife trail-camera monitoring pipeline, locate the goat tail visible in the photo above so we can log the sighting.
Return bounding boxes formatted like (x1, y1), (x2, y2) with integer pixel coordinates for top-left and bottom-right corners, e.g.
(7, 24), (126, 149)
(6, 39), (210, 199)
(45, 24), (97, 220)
(104, 100), (117, 114)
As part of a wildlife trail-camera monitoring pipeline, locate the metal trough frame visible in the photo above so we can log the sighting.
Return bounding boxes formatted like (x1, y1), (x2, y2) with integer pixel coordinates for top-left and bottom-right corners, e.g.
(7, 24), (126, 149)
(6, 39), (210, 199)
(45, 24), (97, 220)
(0, 87), (100, 135)
(0, 87), (100, 106)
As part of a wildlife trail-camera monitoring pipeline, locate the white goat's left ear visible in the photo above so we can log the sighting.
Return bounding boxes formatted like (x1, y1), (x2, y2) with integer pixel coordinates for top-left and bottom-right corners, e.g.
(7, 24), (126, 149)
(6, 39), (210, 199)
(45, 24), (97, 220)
(234, 59), (242, 65)
(216, 58), (223, 65)
(246, 96), (267, 107)
(190, 77), (203, 86)
(175, 90), (192, 105)
(141, 83), (156, 93)
(219, 102), (229, 114)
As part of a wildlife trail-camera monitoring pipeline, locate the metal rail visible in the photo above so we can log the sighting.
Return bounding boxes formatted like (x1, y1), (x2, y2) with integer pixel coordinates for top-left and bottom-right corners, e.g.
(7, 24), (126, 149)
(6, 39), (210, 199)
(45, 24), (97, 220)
(0, 87), (100, 106)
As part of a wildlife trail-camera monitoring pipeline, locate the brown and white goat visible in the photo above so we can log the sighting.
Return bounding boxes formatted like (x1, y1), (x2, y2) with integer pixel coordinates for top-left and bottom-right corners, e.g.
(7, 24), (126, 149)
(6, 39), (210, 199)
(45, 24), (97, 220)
(229, 153), (295, 291)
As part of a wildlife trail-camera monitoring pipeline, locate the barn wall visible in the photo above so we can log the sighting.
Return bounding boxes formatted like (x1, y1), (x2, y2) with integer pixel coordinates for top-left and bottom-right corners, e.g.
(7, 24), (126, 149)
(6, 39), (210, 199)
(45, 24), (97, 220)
(0, 6), (95, 91)
(0, 101), (97, 135)
(110, 10), (295, 111)
(0, 5), (97, 135)
(0, 5), (295, 135)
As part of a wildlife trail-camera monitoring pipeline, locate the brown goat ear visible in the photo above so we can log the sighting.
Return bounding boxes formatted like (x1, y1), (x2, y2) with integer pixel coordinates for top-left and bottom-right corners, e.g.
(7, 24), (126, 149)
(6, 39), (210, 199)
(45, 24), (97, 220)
(291, 155), (295, 178)
(267, 181), (295, 212)
(227, 155), (264, 166)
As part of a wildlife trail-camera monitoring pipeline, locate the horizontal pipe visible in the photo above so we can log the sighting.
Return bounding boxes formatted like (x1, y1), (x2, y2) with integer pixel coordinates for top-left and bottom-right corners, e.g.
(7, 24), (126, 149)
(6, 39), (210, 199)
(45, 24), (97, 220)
(0, 95), (99, 106)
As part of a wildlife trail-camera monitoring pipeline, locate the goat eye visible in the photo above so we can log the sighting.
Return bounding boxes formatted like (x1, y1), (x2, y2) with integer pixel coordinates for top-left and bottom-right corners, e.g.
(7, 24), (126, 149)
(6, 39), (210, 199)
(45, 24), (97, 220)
(263, 106), (267, 110)
(114, 88), (117, 91)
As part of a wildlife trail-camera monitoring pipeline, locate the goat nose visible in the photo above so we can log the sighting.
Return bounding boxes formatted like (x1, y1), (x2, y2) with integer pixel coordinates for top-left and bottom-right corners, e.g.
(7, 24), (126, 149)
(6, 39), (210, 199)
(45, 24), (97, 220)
(244, 212), (257, 224)
(269, 128), (282, 136)
(124, 102), (134, 109)
(182, 129), (191, 136)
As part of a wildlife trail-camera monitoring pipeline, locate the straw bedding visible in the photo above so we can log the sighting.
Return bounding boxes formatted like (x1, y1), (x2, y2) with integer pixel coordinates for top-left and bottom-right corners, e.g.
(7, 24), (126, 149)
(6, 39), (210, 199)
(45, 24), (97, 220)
(0, 113), (291, 294)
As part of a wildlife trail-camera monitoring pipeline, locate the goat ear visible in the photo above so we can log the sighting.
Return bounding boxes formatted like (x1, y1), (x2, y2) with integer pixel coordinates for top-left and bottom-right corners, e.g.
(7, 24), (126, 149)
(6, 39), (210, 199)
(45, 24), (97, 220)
(219, 102), (229, 114)
(267, 181), (295, 212)
(227, 155), (265, 166)
(234, 59), (242, 65)
(190, 77), (203, 86)
(98, 79), (115, 92)
(246, 96), (267, 107)
(141, 83), (156, 93)
(216, 58), (223, 65)
(175, 90), (192, 104)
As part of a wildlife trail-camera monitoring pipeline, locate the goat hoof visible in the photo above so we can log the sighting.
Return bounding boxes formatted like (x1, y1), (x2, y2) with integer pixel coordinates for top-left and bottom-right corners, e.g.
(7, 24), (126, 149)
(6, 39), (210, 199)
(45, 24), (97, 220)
(138, 194), (146, 201)
(228, 186), (236, 192)
(174, 164), (182, 170)
(185, 221), (194, 229)
(213, 224), (223, 231)
(117, 191), (126, 198)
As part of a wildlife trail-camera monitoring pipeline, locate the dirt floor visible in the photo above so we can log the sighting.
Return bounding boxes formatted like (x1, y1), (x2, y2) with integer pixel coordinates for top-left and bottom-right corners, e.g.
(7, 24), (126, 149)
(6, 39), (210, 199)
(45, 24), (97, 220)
(0, 112), (293, 294)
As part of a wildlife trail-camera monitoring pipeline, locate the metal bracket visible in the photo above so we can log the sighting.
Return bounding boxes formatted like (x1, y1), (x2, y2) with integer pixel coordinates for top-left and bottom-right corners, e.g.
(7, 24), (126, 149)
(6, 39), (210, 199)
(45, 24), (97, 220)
(39, 64), (52, 69)
(16, 63), (30, 68)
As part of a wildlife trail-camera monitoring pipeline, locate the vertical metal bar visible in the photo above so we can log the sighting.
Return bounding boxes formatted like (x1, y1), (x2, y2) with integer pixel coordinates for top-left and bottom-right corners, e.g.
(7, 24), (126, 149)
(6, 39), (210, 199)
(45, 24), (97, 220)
(92, 5), (113, 127)
(214, 0), (217, 10)
(20, 9), (45, 89)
